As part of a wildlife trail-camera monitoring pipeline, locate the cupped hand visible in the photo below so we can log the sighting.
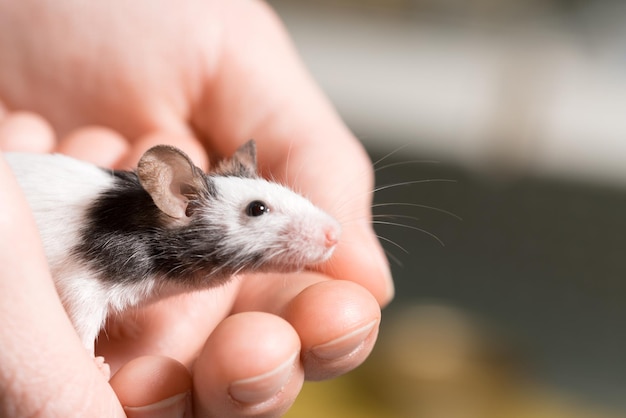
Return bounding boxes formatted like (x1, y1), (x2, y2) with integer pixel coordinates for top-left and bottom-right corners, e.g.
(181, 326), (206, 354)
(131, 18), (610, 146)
(0, 0), (392, 417)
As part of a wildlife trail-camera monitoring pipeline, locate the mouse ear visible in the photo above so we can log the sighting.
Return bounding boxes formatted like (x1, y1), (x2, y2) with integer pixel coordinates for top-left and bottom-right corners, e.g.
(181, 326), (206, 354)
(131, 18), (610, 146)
(233, 139), (257, 172)
(137, 145), (205, 220)
(216, 139), (258, 177)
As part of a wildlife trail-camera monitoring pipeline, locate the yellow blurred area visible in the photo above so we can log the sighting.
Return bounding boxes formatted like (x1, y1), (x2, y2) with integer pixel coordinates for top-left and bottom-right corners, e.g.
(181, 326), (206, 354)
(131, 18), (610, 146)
(286, 305), (623, 418)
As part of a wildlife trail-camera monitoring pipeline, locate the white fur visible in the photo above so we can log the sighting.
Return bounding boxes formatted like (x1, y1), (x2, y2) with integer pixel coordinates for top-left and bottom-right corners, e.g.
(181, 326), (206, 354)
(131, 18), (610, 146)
(6, 153), (116, 350)
(207, 176), (341, 269)
(6, 153), (113, 264)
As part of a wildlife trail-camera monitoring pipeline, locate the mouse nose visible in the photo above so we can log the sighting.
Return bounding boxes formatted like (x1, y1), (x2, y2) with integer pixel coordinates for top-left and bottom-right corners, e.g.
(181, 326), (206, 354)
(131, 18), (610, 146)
(324, 227), (339, 248)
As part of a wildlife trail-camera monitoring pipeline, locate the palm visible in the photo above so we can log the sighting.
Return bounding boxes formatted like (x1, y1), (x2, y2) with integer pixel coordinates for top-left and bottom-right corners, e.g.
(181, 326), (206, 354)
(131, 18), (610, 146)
(0, 1), (391, 416)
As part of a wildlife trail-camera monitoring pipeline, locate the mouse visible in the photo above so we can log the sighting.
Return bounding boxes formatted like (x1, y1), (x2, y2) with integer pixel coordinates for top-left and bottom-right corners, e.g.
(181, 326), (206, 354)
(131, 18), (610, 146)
(5, 140), (341, 356)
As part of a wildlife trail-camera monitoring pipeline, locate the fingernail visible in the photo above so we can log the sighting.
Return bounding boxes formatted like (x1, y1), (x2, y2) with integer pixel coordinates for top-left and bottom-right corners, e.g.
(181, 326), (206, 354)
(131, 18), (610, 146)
(123, 392), (189, 418)
(311, 319), (378, 360)
(229, 352), (298, 404)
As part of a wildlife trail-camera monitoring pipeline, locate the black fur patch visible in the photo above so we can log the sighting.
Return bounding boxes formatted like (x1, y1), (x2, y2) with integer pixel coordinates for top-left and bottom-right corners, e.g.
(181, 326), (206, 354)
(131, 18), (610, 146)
(74, 170), (255, 287)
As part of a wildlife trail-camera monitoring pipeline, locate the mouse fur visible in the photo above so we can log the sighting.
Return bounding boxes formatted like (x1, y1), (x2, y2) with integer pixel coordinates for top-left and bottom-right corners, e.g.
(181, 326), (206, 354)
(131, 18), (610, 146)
(4, 140), (340, 351)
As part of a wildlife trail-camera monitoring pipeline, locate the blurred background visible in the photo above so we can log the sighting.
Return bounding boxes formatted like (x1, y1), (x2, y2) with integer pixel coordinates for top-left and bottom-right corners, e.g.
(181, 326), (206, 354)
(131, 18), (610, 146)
(266, 0), (626, 417)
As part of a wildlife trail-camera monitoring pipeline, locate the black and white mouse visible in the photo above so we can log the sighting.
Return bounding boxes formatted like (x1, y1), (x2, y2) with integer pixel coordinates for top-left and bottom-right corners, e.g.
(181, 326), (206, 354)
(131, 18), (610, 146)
(5, 140), (341, 353)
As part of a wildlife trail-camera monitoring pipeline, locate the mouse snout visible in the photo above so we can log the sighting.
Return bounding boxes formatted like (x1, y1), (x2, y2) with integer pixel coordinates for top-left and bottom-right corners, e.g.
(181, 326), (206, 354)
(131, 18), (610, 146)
(322, 218), (341, 250)
(280, 213), (341, 267)
(324, 227), (339, 248)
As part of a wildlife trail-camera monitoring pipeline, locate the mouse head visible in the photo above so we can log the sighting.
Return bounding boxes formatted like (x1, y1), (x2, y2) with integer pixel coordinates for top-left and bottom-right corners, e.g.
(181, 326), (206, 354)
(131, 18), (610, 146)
(137, 140), (341, 271)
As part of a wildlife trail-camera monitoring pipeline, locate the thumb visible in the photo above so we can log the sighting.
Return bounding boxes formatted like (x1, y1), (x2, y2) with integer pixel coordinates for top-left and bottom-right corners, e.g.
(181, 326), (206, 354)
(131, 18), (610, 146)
(0, 153), (124, 415)
(189, 0), (393, 305)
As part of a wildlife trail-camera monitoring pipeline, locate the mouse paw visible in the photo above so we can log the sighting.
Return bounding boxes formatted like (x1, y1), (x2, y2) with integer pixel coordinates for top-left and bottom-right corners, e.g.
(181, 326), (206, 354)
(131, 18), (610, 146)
(94, 356), (111, 381)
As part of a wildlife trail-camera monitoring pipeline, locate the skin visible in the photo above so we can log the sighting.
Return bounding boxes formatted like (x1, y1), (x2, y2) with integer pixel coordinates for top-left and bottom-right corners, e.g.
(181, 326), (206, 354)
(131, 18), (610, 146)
(0, 1), (392, 417)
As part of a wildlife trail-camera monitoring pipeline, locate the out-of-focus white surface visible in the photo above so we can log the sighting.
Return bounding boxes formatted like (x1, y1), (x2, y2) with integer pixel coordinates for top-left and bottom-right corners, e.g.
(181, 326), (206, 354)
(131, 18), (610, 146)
(270, 1), (626, 185)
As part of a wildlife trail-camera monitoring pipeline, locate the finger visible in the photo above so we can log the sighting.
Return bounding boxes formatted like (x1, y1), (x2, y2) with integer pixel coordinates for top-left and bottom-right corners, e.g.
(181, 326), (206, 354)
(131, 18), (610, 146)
(109, 355), (192, 418)
(96, 282), (241, 373)
(57, 126), (130, 167)
(0, 154), (124, 416)
(189, 0), (393, 305)
(234, 272), (381, 381)
(323, 220), (394, 306)
(117, 131), (209, 170)
(193, 312), (303, 418)
(0, 111), (55, 153)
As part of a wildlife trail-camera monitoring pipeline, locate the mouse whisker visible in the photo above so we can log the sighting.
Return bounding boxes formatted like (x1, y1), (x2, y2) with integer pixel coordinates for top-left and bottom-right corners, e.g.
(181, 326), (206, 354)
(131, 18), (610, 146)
(372, 202), (462, 220)
(372, 214), (422, 223)
(373, 159), (440, 173)
(330, 178), (456, 222)
(375, 234), (410, 254)
(383, 248), (404, 267)
(330, 143), (427, 217)
(373, 179), (457, 194)
(372, 220), (445, 247)
(371, 143), (413, 168)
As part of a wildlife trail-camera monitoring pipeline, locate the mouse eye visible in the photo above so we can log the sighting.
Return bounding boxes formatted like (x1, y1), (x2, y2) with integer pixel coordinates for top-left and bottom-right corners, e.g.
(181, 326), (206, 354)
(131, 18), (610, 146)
(246, 200), (270, 217)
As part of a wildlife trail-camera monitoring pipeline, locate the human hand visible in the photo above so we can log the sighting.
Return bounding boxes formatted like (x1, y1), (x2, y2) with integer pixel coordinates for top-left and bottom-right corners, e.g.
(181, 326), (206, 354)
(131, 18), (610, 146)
(0, 1), (392, 417)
